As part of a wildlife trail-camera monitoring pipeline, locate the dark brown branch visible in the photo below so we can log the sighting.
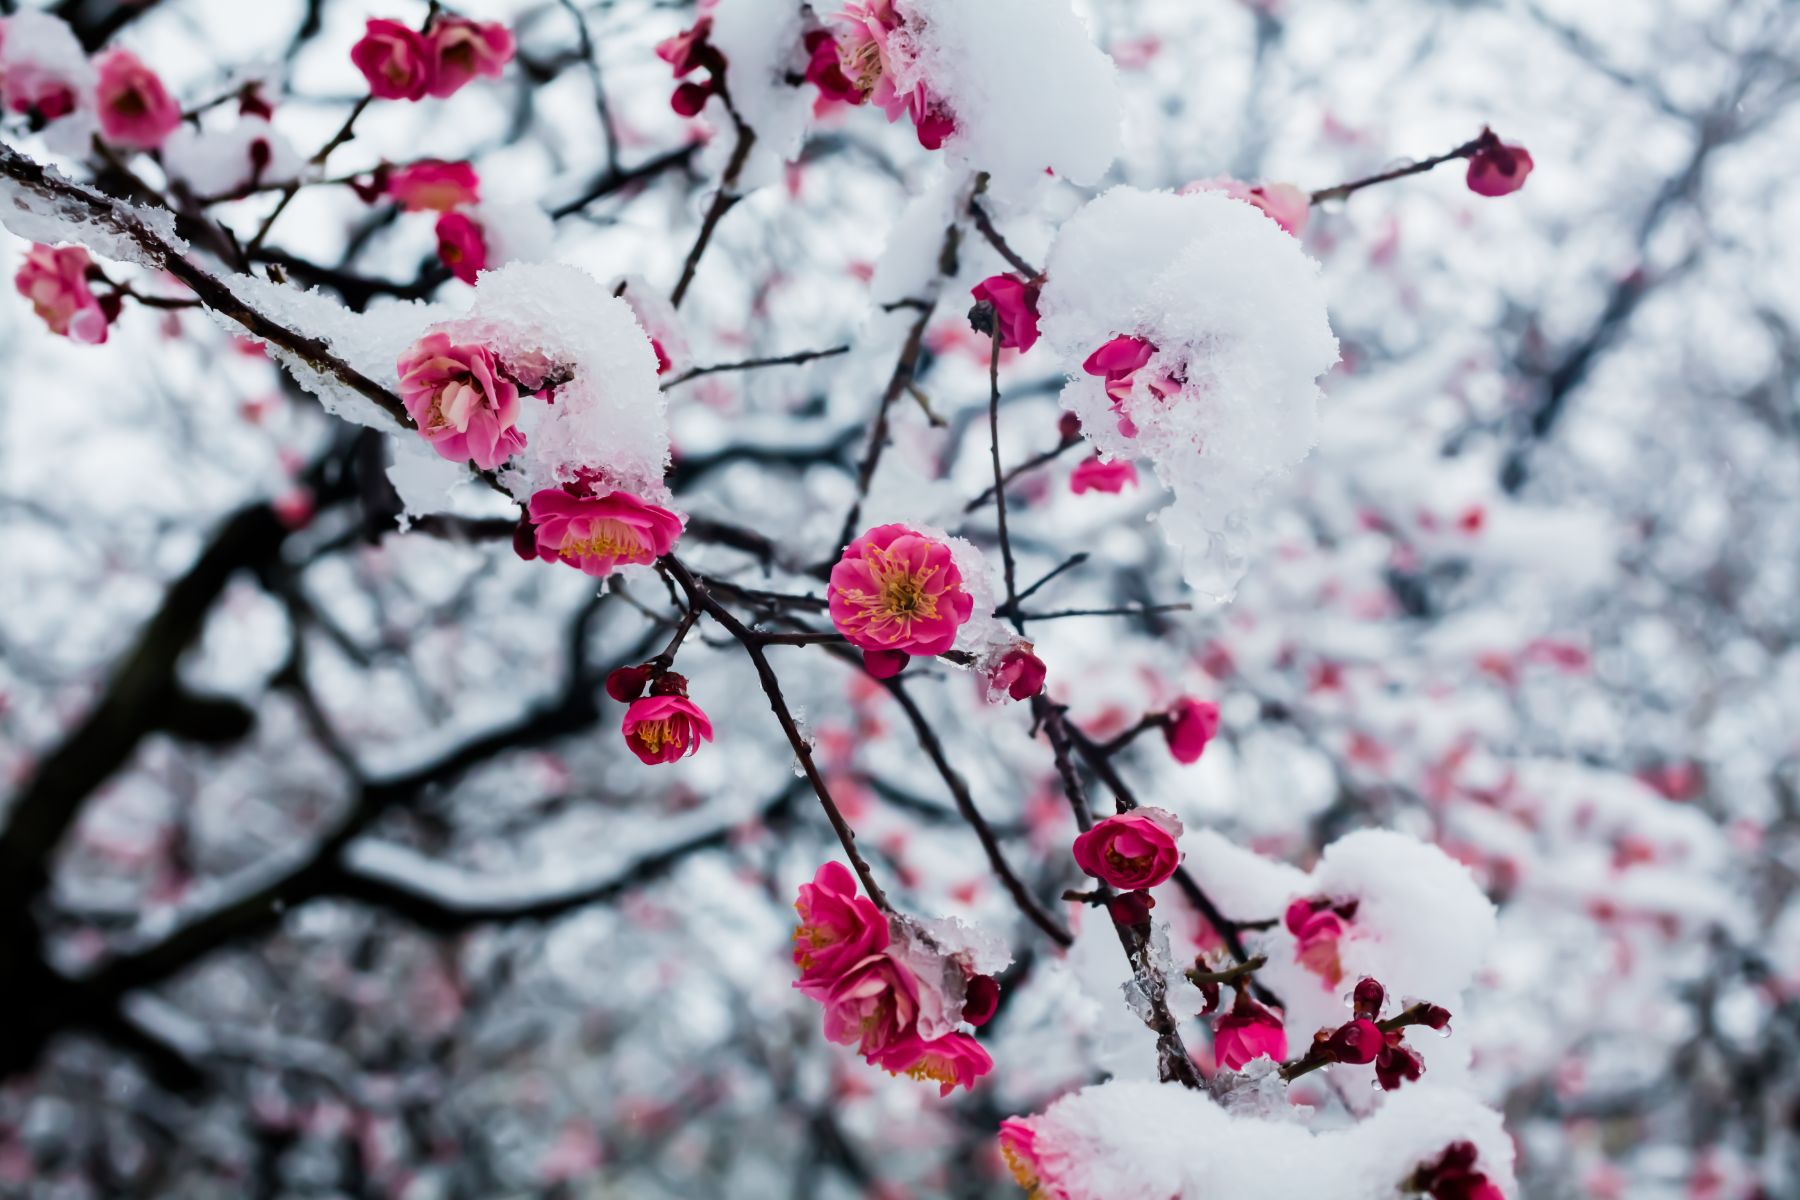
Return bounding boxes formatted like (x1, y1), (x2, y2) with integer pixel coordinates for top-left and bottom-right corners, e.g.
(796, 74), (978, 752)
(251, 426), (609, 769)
(662, 344), (850, 389)
(969, 195), (1040, 279)
(963, 434), (1082, 513)
(1308, 132), (1488, 207)
(670, 124), (756, 308)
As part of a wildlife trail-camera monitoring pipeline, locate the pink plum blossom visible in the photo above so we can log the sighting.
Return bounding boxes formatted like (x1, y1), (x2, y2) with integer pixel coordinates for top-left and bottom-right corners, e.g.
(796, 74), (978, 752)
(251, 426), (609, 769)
(351, 19), (430, 101)
(1163, 697), (1220, 764)
(872, 1031), (992, 1097)
(526, 488), (684, 578)
(425, 17), (514, 99)
(1182, 177), (1312, 236)
(620, 689), (713, 765)
(1069, 455), (1138, 495)
(998, 1119), (1059, 1198)
(828, 524), (975, 678)
(605, 665), (654, 703)
(803, 29), (861, 107)
(386, 160), (479, 212)
(14, 244), (110, 344)
(988, 644), (1047, 702)
(970, 274), (1042, 352)
(435, 211), (488, 283)
(820, 953), (920, 1059)
(1412, 1141), (1508, 1200)
(792, 862), (890, 999)
(1213, 991), (1288, 1069)
(1466, 128), (1533, 197)
(1071, 808), (1184, 891)
(94, 50), (179, 150)
(1286, 897), (1353, 988)
(829, 0), (955, 150)
(395, 332), (523, 469)
(0, 19), (83, 121)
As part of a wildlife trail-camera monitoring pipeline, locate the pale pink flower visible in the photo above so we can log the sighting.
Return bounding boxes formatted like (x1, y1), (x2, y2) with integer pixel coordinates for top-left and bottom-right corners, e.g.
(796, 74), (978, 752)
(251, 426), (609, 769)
(527, 488), (684, 577)
(396, 332), (523, 469)
(1213, 992), (1288, 1069)
(0, 16), (84, 121)
(1163, 697), (1220, 764)
(831, 1), (955, 150)
(94, 50), (179, 150)
(1182, 177), (1311, 236)
(998, 1119), (1065, 1199)
(435, 211), (487, 284)
(1286, 897), (1352, 988)
(1466, 128), (1532, 198)
(1069, 455), (1138, 495)
(872, 1031), (992, 1097)
(425, 17), (514, 99)
(387, 160), (479, 212)
(970, 274), (1041, 352)
(820, 952), (920, 1058)
(351, 19), (430, 102)
(828, 524), (975, 678)
(792, 861), (890, 999)
(15, 244), (109, 343)
(1071, 808), (1184, 891)
(621, 692), (713, 765)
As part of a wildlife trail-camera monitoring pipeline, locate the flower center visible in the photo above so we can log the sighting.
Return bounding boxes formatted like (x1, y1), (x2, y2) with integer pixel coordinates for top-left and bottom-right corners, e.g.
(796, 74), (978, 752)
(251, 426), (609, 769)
(634, 718), (680, 754)
(558, 518), (644, 563)
(1103, 845), (1152, 876)
(430, 378), (483, 432)
(838, 36), (884, 94)
(1001, 1144), (1041, 1194)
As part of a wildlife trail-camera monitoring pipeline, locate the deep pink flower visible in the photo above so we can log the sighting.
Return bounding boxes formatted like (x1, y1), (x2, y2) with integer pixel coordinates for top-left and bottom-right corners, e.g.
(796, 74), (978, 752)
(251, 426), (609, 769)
(1082, 334), (1156, 379)
(1069, 455), (1138, 495)
(670, 81), (712, 117)
(912, 104), (955, 150)
(1213, 991), (1288, 1070)
(15, 244), (109, 344)
(425, 17), (514, 99)
(989, 644), (1047, 701)
(861, 647), (910, 679)
(792, 862), (890, 999)
(1286, 897), (1352, 987)
(351, 19), (431, 101)
(387, 160), (479, 212)
(1323, 1017), (1384, 1064)
(970, 274), (1041, 352)
(820, 952), (920, 1058)
(527, 488), (684, 577)
(1466, 128), (1532, 198)
(1376, 1036), (1424, 1090)
(435, 211), (488, 284)
(803, 29), (861, 107)
(605, 664), (654, 702)
(621, 693), (713, 764)
(828, 524), (975, 677)
(963, 975), (1000, 1026)
(872, 1031), (992, 1097)
(656, 17), (713, 76)
(396, 332), (523, 469)
(831, 0), (954, 150)
(1163, 697), (1220, 764)
(94, 49), (179, 150)
(1071, 808), (1184, 891)
(1414, 1142), (1507, 1200)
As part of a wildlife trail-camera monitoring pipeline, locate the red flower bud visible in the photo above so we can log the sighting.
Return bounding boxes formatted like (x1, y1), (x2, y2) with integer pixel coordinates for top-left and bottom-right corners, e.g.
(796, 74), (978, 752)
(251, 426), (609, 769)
(1323, 1017), (1384, 1064)
(606, 665), (653, 702)
(964, 975), (1000, 1027)
(1352, 977), (1385, 1020)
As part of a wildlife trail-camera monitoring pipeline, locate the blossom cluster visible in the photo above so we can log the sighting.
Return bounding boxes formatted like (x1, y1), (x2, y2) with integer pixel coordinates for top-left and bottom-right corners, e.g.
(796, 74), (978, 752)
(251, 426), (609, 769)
(350, 15), (513, 104)
(792, 863), (996, 1096)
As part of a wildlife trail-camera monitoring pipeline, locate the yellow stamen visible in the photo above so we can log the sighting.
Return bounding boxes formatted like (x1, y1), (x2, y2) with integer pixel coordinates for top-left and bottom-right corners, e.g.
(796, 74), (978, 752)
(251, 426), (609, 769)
(559, 518), (645, 562)
(838, 542), (944, 639)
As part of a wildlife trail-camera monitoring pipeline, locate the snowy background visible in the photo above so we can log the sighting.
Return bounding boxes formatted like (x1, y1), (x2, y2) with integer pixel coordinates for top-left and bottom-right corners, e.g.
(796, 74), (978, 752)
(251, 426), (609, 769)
(2, 0), (1798, 1196)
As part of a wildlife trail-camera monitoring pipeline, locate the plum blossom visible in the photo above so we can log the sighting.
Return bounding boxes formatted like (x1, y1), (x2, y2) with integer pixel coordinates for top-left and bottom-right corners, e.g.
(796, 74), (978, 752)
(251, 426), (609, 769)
(828, 525), (975, 679)
(1181, 177), (1312, 236)
(793, 862), (889, 998)
(435, 211), (488, 283)
(425, 16), (515, 99)
(871, 1031), (992, 1097)
(1071, 808), (1184, 890)
(1080, 334), (1175, 437)
(351, 19), (431, 101)
(820, 952), (920, 1058)
(822, 0), (955, 150)
(526, 488), (684, 577)
(1213, 990), (1288, 1069)
(1286, 896), (1357, 988)
(14, 244), (110, 344)
(802, 28), (861, 108)
(987, 644), (1047, 702)
(1466, 128), (1532, 197)
(970, 274), (1042, 352)
(396, 332), (524, 469)
(387, 160), (480, 212)
(93, 50), (179, 150)
(1410, 1142), (1508, 1200)
(1163, 697), (1220, 764)
(0, 12), (91, 123)
(605, 664), (655, 703)
(1069, 455), (1138, 495)
(620, 680), (713, 765)
(656, 17), (721, 117)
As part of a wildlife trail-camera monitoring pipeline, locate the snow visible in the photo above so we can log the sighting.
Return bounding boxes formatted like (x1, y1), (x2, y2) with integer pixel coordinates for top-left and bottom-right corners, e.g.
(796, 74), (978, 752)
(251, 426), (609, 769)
(162, 118), (302, 199)
(1039, 187), (1339, 601)
(1009, 1080), (1514, 1200)
(0, 146), (187, 269)
(709, 0), (813, 186)
(906, 0), (1122, 201)
(0, 11), (97, 155)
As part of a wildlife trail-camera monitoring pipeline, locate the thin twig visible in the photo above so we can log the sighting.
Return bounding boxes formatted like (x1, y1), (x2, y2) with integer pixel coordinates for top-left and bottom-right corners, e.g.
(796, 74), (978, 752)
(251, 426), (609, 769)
(661, 344), (849, 389)
(1308, 133), (1488, 207)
